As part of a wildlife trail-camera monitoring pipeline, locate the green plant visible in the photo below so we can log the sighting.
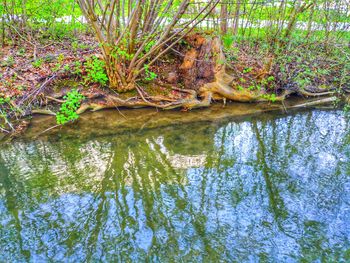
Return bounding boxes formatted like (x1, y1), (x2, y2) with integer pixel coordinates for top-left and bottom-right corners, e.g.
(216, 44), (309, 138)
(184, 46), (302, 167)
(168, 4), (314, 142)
(112, 46), (134, 61)
(11, 72), (17, 81)
(222, 34), (235, 49)
(224, 45), (239, 62)
(261, 93), (277, 102)
(32, 59), (43, 68)
(53, 63), (61, 72)
(84, 56), (108, 85)
(267, 76), (275, 82)
(56, 89), (85, 125)
(243, 67), (253, 74)
(16, 85), (26, 91)
(144, 64), (157, 81)
(73, 61), (82, 76)
(344, 103), (350, 113)
(0, 97), (11, 105)
(17, 48), (26, 56)
(72, 41), (79, 52)
(145, 40), (156, 53)
(248, 85), (255, 91)
(64, 64), (70, 71)
(57, 54), (65, 63)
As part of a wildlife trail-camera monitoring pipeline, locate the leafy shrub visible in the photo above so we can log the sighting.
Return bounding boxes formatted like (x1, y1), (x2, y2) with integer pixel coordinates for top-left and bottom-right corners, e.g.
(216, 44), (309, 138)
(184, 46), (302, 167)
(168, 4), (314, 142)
(144, 64), (157, 81)
(56, 89), (85, 125)
(113, 47), (133, 61)
(84, 56), (108, 85)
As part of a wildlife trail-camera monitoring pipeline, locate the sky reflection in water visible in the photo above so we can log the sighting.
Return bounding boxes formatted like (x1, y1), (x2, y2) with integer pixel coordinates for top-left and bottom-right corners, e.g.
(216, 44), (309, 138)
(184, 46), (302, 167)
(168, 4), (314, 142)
(0, 110), (350, 262)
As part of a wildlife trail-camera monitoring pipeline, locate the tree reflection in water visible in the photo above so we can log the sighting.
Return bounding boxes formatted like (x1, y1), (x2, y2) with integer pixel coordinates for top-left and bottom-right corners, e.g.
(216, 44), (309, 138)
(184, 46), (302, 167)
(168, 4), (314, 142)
(0, 110), (349, 261)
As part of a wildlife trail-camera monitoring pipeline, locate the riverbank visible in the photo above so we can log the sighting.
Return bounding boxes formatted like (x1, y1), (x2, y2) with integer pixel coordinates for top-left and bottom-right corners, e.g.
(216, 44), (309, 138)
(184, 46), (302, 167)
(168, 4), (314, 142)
(0, 95), (341, 143)
(1, 32), (349, 138)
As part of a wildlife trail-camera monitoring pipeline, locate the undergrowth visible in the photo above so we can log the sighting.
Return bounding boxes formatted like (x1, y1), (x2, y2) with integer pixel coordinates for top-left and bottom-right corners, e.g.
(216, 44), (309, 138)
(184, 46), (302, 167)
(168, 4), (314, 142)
(56, 89), (85, 125)
(84, 56), (109, 86)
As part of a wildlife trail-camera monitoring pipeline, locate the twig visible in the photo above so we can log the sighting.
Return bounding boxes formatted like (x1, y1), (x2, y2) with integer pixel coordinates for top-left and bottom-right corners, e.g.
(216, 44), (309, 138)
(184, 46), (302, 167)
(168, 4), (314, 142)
(18, 73), (57, 107)
(136, 85), (151, 104)
(31, 109), (56, 115)
(46, 96), (65, 103)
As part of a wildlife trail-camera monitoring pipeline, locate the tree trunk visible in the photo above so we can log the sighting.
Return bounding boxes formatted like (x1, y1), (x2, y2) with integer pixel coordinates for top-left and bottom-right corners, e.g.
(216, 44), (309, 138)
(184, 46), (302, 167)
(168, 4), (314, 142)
(232, 2), (240, 35)
(306, 1), (316, 38)
(220, 2), (227, 35)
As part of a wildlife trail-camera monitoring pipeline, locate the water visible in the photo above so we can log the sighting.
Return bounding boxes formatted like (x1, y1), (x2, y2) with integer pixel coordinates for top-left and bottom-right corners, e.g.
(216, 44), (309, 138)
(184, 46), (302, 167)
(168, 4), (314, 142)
(0, 108), (350, 262)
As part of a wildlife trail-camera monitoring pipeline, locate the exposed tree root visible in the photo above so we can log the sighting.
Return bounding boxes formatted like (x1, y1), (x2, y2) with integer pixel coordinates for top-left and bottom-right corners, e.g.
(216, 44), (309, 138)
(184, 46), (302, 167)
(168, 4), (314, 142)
(76, 90), (212, 115)
(30, 34), (346, 116)
(289, 96), (337, 108)
(31, 109), (56, 116)
(298, 90), (335, 97)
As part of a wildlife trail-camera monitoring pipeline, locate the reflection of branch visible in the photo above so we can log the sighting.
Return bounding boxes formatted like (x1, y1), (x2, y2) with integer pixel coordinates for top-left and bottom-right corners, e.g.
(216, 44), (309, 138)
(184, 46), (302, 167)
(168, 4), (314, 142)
(34, 124), (61, 138)
(252, 121), (294, 238)
(0, 158), (30, 260)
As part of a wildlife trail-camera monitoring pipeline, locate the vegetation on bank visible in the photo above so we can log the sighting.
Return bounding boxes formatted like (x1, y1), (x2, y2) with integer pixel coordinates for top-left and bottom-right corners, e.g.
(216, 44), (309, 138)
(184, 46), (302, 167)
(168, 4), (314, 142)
(0, 0), (349, 135)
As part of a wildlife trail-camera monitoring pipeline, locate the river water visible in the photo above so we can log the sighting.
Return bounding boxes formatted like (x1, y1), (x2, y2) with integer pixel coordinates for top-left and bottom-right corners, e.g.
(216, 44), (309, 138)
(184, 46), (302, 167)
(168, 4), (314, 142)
(0, 107), (349, 261)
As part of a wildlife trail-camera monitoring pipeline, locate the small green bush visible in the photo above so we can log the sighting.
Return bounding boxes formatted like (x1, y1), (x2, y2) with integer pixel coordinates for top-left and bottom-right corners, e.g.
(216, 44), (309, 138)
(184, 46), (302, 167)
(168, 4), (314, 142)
(56, 89), (85, 125)
(84, 56), (109, 86)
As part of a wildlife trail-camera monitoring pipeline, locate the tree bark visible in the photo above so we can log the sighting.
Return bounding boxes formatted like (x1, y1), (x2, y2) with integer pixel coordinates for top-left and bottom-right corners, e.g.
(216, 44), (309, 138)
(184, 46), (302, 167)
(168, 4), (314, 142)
(220, 2), (227, 35)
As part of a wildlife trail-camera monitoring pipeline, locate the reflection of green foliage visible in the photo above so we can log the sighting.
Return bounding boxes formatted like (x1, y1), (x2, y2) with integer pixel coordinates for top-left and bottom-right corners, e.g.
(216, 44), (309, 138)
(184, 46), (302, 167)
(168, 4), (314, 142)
(56, 89), (85, 125)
